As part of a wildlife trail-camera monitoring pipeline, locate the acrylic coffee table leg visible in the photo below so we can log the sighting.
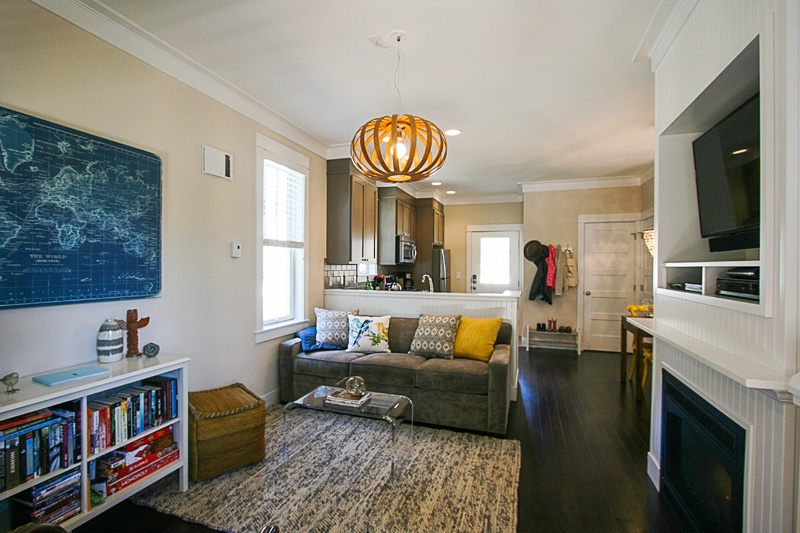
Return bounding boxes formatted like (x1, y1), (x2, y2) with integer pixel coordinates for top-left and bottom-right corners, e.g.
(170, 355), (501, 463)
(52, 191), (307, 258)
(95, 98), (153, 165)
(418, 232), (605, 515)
(283, 403), (298, 461)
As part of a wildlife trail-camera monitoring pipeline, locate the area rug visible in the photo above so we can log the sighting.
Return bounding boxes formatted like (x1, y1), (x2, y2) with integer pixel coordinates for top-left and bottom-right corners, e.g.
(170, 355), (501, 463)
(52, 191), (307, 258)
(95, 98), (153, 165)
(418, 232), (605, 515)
(133, 405), (520, 533)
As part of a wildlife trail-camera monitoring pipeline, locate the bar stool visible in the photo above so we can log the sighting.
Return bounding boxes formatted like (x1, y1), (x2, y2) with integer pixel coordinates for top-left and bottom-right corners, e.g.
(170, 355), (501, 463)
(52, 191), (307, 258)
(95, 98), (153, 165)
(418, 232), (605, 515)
(626, 305), (653, 391)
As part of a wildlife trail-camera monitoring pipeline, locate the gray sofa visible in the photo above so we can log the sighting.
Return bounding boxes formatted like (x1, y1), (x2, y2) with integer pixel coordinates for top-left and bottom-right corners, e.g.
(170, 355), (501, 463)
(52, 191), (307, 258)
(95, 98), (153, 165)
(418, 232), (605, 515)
(279, 316), (512, 435)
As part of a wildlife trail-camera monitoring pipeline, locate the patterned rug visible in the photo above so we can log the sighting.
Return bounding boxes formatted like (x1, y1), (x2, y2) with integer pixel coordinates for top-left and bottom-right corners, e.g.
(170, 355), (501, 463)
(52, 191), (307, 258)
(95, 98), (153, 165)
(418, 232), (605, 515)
(133, 405), (520, 533)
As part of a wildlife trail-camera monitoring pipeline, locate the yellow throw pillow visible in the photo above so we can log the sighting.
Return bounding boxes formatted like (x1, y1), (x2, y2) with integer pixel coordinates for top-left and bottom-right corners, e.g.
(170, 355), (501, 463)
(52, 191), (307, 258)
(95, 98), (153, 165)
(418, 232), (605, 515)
(453, 317), (503, 362)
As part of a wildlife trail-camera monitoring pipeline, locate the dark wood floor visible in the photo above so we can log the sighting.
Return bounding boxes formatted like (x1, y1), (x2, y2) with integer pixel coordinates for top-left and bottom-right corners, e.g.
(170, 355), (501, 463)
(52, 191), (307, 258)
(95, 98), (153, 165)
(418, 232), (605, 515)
(76, 348), (680, 532)
(506, 348), (679, 532)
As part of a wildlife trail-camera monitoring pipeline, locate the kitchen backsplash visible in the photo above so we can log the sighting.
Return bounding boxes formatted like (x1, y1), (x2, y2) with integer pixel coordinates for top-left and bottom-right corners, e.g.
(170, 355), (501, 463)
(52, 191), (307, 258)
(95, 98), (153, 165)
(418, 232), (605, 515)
(324, 263), (376, 288)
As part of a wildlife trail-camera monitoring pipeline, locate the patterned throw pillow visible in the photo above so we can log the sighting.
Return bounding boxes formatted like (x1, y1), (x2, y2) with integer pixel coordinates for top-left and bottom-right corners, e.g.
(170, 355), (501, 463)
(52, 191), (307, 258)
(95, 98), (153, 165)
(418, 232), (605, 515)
(315, 308), (358, 348)
(409, 314), (462, 359)
(347, 315), (391, 353)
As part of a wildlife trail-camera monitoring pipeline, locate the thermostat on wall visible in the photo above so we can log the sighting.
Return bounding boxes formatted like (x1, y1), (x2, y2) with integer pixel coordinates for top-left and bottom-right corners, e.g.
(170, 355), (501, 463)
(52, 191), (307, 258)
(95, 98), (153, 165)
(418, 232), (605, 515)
(202, 144), (232, 180)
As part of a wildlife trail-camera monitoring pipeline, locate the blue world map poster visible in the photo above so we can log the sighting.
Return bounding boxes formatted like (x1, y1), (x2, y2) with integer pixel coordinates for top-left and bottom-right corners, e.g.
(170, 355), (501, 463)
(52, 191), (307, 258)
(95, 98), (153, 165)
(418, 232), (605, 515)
(0, 106), (162, 308)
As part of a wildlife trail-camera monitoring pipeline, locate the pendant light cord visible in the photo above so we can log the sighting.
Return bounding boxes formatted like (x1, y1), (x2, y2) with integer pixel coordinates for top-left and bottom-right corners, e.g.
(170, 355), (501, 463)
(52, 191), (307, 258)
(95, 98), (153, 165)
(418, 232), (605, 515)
(394, 40), (402, 115)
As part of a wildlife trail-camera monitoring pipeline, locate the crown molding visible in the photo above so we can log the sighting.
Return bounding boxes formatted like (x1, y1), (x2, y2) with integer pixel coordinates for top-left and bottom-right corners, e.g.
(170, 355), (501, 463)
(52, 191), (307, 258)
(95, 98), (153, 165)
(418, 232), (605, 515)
(33, 0), (330, 158)
(634, 0), (699, 71)
(519, 175), (644, 193)
(416, 191), (523, 206)
(327, 144), (351, 160)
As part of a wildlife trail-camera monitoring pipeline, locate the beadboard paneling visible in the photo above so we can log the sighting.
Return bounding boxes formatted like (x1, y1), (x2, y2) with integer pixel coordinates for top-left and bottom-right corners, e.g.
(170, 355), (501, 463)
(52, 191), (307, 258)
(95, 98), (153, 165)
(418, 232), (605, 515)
(652, 342), (795, 532)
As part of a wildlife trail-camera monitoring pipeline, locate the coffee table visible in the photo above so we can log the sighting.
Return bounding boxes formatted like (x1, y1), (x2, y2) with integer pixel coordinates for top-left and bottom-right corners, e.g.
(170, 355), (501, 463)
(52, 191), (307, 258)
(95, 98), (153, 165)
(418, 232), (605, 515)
(283, 385), (413, 481)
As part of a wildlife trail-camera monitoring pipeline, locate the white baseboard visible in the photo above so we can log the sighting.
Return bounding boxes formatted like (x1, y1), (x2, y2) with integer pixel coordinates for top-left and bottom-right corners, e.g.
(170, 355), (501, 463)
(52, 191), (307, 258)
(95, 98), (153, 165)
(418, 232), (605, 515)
(262, 388), (281, 407)
(647, 451), (661, 489)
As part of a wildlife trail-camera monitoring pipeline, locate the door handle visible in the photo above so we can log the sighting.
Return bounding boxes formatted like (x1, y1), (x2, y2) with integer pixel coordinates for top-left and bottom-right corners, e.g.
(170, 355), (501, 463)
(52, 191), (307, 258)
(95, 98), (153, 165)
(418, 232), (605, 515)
(585, 291), (591, 296)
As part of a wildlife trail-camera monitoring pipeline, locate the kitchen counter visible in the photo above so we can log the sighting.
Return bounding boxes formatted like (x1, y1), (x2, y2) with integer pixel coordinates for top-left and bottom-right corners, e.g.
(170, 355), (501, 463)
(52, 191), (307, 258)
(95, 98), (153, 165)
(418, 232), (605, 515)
(324, 289), (520, 397)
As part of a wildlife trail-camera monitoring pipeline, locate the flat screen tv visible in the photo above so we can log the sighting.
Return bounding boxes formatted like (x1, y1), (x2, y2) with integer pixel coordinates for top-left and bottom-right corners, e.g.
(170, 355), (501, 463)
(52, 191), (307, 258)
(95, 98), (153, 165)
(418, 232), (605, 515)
(692, 93), (760, 252)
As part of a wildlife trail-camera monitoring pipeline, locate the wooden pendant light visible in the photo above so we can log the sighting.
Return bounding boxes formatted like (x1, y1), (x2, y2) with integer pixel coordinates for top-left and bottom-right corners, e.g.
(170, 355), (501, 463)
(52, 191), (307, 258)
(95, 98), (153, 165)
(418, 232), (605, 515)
(351, 113), (447, 183)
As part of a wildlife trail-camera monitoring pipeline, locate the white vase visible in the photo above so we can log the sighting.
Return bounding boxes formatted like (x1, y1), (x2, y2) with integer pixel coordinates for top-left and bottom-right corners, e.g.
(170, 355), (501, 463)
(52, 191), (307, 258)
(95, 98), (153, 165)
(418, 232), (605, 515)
(97, 319), (124, 363)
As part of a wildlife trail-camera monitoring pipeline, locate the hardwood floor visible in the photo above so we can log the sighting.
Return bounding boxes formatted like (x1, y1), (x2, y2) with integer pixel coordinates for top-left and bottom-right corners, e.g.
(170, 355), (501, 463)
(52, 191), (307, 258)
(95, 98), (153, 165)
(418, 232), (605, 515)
(506, 348), (679, 532)
(76, 348), (679, 532)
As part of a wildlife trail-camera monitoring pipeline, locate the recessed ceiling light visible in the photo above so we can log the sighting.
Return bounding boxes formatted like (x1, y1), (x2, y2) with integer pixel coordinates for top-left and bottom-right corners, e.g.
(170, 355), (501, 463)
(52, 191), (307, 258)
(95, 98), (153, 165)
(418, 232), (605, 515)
(732, 148), (749, 155)
(431, 181), (442, 186)
(444, 129), (461, 136)
(446, 190), (456, 195)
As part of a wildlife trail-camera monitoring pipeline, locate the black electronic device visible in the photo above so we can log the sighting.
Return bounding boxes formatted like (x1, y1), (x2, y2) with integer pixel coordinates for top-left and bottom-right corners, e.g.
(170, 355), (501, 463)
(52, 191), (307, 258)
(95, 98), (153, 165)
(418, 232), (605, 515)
(692, 93), (760, 252)
(726, 266), (759, 279)
(715, 277), (759, 300)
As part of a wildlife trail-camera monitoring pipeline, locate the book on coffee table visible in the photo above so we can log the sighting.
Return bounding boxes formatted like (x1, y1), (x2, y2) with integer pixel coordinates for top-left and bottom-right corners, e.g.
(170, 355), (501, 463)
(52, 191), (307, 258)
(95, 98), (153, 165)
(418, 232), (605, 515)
(325, 389), (372, 408)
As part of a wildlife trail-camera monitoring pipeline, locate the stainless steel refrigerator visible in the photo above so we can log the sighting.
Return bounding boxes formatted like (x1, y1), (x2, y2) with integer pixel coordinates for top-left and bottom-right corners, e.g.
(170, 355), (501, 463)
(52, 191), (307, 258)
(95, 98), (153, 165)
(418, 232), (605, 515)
(432, 247), (451, 292)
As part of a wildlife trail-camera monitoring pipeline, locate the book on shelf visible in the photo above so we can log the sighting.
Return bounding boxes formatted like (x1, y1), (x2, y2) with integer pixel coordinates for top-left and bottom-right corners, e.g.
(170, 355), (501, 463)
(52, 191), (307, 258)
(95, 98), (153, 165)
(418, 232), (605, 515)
(325, 389), (372, 408)
(142, 375), (178, 420)
(11, 469), (82, 527)
(0, 409), (53, 436)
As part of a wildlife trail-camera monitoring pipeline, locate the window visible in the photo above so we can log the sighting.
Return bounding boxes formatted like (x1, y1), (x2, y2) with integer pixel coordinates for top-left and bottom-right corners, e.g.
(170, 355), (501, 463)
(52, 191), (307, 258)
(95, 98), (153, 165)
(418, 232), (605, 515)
(256, 134), (309, 342)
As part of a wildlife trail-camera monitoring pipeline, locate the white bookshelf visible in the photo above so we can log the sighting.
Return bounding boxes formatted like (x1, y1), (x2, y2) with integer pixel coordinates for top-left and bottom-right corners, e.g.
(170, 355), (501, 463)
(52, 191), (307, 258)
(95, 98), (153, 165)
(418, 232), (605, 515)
(0, 355), (189, 530)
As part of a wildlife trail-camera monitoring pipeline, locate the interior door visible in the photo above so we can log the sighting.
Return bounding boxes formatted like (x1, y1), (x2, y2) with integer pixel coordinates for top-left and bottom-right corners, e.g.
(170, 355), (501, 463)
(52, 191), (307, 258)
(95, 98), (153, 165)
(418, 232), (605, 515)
(468, 230), (521, 293)
(581, 221), (636, 351)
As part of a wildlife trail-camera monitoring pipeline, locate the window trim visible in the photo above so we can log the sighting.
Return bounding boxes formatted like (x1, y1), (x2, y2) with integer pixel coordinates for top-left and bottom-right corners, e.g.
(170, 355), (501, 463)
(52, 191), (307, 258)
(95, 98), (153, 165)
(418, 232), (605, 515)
(255, 133), (310, 343)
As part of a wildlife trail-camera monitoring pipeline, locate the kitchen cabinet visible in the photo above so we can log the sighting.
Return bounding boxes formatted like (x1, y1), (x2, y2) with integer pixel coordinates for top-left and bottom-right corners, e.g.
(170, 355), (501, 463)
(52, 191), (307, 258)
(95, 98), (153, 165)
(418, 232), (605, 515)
(413, 198), (445, 280)
(432, 203), (445, 246)
(378, 187), (416, 265)
(327, 159), (378, 264)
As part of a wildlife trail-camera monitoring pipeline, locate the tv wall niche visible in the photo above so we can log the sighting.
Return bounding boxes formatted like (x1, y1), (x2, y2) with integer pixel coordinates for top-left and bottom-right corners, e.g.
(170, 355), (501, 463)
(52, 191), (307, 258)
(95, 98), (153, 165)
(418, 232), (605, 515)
(0, 106), (162, 309)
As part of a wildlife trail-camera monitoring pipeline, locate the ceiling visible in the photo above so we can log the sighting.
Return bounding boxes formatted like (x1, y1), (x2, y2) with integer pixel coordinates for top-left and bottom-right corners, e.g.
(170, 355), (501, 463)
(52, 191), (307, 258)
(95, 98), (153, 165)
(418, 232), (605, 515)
(52, 0), (660, 201)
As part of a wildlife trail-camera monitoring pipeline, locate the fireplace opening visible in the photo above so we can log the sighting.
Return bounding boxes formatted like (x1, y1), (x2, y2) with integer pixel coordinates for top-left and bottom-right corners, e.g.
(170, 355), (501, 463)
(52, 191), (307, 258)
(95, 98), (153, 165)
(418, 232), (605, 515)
(661, 370), (746, 532)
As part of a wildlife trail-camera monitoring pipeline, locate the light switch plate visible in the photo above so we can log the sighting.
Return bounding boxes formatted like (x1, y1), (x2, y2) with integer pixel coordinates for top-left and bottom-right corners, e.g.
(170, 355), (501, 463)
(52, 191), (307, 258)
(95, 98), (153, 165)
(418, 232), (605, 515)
(231, 241), (242, 258)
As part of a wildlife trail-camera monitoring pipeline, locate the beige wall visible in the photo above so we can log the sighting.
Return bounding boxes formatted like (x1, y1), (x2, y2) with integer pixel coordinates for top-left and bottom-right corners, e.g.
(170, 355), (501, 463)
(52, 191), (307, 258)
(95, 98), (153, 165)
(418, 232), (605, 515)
(522, 186), (642, 337)
(641, 171), (654, 213)
(0, 1), (327, 399)
(444, 202), (524, 293)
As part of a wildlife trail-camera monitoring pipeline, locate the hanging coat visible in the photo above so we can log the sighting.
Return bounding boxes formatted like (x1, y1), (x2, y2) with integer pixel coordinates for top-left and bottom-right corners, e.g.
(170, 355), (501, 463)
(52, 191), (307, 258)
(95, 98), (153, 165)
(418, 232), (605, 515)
(564, 249), (579, 288)
(545, 244), (557, 289)
(528, 255), (552, 304)
(555, 244), (565, 296)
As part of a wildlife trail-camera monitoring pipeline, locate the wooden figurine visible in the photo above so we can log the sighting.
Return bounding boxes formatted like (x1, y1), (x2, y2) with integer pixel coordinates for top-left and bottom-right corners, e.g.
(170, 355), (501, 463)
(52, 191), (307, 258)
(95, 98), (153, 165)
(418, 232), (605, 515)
(124, 308), (150, 357)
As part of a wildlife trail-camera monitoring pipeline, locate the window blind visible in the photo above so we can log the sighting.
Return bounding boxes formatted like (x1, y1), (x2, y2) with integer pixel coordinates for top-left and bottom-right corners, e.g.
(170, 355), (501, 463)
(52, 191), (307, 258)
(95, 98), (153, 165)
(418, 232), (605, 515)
(263, 160), (305, 248)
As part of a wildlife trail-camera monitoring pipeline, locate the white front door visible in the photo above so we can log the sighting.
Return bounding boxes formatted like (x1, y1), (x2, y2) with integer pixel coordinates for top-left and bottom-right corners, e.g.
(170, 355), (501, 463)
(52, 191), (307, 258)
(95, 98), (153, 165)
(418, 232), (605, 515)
(580, 220), (636, 352)
(467, 228), (522, 294)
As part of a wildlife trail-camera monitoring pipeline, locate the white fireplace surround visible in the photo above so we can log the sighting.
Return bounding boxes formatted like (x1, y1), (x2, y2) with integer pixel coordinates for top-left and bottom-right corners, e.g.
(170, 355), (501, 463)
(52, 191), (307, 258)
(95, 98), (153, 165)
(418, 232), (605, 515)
(648, 339), (795, 530)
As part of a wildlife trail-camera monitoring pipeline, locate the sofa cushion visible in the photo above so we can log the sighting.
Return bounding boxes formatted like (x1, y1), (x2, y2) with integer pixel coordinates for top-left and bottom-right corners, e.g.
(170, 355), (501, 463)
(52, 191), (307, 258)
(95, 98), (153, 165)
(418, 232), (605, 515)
(416, 358), (489, 394)
(315, 308), (357, 347)
(347, 315), (391, 353)
(453, 317), (504, 362)
(388, 317), (419, 353)
(409, 314), (462, 359)
(293, 349), (366, 379)
(349, 353), (427, 388)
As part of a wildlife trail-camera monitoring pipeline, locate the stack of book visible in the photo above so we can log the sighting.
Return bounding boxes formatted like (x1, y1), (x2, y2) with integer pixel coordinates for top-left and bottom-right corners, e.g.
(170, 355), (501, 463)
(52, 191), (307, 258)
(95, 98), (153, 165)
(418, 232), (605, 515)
(325, 389), (372, 408)
(90, 425), (179, 501)
(87, 375), (178, 454)
(11, 469), (81, 527)
(0, 401), (81, 492)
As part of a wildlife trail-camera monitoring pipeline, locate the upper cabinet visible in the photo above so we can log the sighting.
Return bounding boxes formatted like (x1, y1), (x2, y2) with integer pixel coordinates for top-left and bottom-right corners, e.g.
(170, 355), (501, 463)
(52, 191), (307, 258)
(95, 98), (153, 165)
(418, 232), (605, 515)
(432, 202), (445, 246)
(378, 187), (416, 265)
(326, 159), (378, 264)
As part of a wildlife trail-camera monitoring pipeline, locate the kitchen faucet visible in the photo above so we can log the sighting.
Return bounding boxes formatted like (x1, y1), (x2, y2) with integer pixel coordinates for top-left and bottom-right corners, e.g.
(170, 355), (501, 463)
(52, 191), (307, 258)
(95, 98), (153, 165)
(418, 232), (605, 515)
(421, 274), (434, 292)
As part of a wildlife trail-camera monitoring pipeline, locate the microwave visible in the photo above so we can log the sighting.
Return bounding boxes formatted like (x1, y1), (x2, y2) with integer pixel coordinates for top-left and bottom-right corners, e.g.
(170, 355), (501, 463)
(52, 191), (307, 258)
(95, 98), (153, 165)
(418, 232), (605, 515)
(396, 235), (417, 264)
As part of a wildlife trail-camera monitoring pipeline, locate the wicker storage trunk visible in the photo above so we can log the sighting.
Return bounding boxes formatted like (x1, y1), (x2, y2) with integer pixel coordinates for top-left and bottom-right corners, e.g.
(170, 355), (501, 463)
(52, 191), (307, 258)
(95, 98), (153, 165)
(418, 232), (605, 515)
(188, 382), (266, 480)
